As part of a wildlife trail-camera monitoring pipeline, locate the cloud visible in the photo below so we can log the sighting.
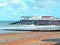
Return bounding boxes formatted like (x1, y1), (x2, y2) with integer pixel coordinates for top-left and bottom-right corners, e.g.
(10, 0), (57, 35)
(12, 0), (20, 4)
(5, 7), (14, 12)
(0, 2), (8, 7)
(13, 13), (18, 15)
(26, 0), (56, 10)
(28, 0), (35, 3)
(11, 0), (29, 9)
(39, 0), (56, 8)
(28, 0), (56, 8)
(32, 6), (38, 9)
(20, 1), (28, 9)
(7, 7), (13, 10)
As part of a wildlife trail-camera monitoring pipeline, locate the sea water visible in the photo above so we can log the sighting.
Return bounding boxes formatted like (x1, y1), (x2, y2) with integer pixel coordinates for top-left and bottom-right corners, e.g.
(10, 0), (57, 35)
(0, 21), (28, 34)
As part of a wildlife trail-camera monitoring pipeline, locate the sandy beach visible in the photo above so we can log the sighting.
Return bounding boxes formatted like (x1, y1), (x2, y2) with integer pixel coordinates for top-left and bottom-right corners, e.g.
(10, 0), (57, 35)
(0, 32), (60, 45)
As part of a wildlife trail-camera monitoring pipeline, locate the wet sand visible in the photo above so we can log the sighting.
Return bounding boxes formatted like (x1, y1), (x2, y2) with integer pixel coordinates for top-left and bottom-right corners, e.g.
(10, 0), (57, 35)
(0, 32), (60, 45)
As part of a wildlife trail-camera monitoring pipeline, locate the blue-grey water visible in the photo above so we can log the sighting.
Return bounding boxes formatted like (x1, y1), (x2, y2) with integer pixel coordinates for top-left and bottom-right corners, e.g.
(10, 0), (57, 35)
(0, 21), (28, 34)
(0, 21), (12, 27)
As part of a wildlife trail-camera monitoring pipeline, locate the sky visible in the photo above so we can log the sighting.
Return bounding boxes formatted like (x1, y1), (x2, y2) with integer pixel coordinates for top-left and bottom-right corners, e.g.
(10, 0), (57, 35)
(0, 0), (60, 21)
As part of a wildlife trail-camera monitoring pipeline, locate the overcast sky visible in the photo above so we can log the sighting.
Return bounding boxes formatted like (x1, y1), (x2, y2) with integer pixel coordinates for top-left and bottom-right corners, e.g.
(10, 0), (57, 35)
(0, 0), (60, 21)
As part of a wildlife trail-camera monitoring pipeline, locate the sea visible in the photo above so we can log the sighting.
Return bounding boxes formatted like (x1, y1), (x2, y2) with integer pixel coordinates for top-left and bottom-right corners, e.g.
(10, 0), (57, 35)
(0, 21), (28, 34)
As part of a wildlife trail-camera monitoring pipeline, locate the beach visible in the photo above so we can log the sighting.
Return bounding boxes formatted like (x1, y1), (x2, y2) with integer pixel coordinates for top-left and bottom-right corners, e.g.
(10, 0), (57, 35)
(0, 32), (59, 45)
